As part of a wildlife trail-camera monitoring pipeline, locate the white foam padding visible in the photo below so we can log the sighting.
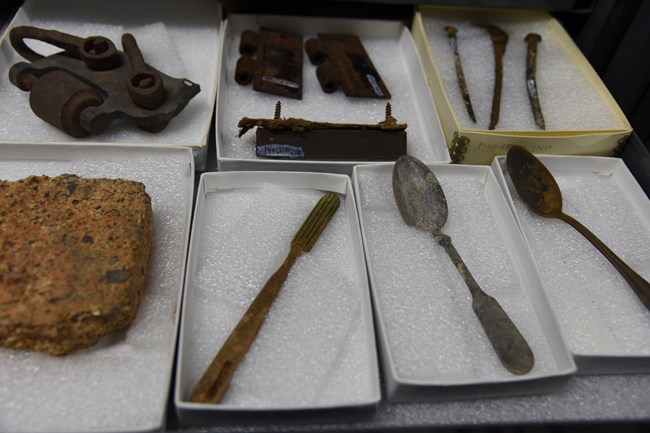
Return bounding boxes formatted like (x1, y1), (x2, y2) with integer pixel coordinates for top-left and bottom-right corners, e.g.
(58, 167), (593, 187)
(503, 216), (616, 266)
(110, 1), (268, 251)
(0, 0), (218, 145)
(356, 166), (561, 384)
(220, 24), (442, 162)
(182, 187), (375, 408)
(0, 148), (192, 432)
(503, 163), (650, 357)
(421, 14), (624, 131)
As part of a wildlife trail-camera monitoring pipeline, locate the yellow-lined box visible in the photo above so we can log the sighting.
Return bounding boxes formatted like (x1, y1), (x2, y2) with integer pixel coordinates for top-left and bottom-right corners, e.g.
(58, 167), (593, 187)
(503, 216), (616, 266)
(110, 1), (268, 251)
(412, 5), (632, 164)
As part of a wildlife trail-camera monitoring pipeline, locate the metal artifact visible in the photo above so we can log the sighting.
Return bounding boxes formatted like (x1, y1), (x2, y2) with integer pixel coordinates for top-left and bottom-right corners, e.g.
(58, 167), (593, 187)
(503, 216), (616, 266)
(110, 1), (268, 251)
(506, 145), (650, 311)
(8, 26), (200, 137)
(444, 26), (476, 123)
(392, 154), (535, 375)
(305, 33), (390, 98)
(234, 28), (303, 99)
(525, 33), (546, 130)
(239, 101), (407, 160)
(189, 192), (341, 404)
(479, 24), (508, 130)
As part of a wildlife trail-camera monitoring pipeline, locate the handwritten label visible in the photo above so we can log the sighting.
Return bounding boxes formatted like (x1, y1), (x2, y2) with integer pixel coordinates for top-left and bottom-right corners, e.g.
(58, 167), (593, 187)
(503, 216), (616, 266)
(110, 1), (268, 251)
(366, 74), (384, 97)
(257, 144), (305, 158)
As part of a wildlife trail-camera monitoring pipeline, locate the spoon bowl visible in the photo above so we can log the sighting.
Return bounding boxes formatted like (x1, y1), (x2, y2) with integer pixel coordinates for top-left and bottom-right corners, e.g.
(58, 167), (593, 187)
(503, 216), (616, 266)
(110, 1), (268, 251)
(506, 145), (650, 311)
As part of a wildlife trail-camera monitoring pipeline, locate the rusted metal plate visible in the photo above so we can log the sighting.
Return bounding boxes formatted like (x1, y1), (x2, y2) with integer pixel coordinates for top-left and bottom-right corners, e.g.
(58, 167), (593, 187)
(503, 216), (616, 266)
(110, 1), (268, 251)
(305, 33), (391, 99)
(235, 28), (303, 99)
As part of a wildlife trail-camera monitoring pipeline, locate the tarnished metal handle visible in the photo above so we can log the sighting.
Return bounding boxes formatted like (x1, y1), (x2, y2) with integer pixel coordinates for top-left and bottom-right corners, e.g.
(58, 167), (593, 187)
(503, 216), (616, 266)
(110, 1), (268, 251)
(434, 232), (535, 375)
(559, 212), (650, 311)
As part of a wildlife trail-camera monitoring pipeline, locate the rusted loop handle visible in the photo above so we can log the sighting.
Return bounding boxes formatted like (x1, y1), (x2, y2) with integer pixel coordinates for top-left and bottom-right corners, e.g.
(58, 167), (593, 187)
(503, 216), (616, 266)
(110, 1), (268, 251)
(10, 25), (120, 70)
(10, 26), (84, 62)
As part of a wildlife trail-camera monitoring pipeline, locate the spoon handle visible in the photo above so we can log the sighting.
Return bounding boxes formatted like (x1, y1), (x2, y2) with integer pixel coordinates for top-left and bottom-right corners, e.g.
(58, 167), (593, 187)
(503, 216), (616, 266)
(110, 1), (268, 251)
(559, 212), (650, 311)
(435, 233), (535, 375)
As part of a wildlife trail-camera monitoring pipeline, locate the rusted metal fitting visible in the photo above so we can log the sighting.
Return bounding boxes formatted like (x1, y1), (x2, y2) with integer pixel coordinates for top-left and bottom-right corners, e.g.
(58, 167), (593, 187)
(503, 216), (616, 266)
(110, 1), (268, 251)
(305, 33), (391, 99)
(8, 25), (200, 137)
(234, 28), (303, 99)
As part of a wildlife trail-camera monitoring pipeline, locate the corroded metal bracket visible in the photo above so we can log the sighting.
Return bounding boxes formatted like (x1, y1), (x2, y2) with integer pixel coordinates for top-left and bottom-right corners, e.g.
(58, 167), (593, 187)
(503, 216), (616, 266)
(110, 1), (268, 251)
(239, 101), (406, 160)
(8, 26), (200, 137)
(234, 28), (303, 99)
(305, 33), (391, 99)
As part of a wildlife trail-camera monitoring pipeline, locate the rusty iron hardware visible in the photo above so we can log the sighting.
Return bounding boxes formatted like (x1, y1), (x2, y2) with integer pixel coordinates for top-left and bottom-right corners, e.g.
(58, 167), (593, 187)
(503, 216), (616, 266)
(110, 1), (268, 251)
(478, 24), (508, 130)
(444, 26), (476, 123)
(234, 28), (303, 99)
(525, 33), (545, 130)
(305, 33), (391, 99)
(8, 26), (200, 137)
(238, 101), (406, 160)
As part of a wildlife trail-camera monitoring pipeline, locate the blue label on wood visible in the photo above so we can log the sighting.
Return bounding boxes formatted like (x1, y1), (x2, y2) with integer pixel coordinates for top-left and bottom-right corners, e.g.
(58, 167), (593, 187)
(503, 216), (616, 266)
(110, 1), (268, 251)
(257, 144), (305, 158)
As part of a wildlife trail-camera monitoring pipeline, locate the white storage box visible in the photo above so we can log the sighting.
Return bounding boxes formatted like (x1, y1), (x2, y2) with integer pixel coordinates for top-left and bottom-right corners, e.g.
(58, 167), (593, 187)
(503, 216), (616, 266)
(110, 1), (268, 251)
(492, 154), (650, 373)
(0, 144), (195, 432)
(216, 14), (449, 174)
(175, 172), (380, 424)
(353, 162), (575, 401)
(0, 0), (221, 170)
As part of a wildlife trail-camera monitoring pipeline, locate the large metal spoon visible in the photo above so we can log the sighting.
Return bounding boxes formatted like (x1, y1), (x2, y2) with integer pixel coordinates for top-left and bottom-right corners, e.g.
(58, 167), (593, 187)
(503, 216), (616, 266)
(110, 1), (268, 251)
(506, 145), (650, 311)
(392, 154), (534, 375)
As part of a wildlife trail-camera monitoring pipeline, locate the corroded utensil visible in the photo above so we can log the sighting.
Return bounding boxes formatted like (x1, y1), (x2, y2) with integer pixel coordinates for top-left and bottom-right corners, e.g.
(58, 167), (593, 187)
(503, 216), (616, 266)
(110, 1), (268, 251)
(392, 155), (534, 375)
(507, 145), (650, 311)
(189, 192), (341, 404)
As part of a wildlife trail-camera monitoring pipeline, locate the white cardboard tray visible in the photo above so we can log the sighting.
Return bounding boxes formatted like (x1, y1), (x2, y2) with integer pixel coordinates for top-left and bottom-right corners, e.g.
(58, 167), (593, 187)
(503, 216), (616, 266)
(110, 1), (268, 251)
(0, 0), (221, 170)
(175, 172), (380, 424)
(215, 14), (449, 174)
(352, 162), (575, 401)
(492, 154), (650, 374)
(0, 144), (195, 432)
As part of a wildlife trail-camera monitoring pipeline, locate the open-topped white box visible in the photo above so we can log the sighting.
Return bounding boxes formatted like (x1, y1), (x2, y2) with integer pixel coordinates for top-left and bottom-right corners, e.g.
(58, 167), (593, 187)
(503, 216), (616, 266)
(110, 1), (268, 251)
(0, 144), (194, 433)
(216, 14), (449, 174)
(493, 154), (650, 373)
(353, 162), (575, 401)
(0, 0), (220, 169)
(175, 171), (380, 424)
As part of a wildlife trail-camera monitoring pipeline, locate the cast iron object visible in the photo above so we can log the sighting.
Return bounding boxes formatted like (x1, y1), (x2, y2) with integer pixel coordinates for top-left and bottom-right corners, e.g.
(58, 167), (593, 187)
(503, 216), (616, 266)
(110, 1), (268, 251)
(234, 28), (303, 99)
(305, 33), (391, 99)
(8, 26), (200, 137)
(507, 145), (650, 311)
(239, 101), (406, 161)
(392, 154), (535, 375)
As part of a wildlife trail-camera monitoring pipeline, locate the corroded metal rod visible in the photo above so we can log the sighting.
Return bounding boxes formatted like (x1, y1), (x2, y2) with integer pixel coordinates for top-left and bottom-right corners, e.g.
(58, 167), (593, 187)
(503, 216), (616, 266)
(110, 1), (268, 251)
(525, 33), (545, 130)
(445, 26), (476, 123)
(480, 24), (508, 130)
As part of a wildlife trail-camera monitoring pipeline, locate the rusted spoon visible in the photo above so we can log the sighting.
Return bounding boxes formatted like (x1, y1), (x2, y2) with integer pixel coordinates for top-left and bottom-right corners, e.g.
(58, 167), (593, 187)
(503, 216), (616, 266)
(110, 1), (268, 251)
(506, 145), (650, 311)
(392, 154), (534, 375)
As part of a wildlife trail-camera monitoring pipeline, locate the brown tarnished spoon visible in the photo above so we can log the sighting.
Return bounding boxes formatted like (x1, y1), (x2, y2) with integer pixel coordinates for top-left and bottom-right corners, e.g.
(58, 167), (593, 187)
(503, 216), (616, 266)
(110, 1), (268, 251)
(392, 154), (534, 375)
(507, 145), (650, 311)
